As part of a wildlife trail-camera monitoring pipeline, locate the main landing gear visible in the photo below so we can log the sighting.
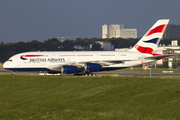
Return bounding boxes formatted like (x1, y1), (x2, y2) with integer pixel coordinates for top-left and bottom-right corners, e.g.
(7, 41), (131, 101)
(84, 73), (96, 76)
(84, 71), (96, 76)
(74, 72), (96, 76)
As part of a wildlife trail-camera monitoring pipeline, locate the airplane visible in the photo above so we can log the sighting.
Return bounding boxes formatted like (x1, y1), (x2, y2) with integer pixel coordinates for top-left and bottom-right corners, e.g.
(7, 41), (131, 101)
(3, 19), (173, 75)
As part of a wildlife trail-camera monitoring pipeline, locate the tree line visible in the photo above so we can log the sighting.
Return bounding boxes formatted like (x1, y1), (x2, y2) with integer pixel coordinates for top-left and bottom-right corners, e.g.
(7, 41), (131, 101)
(0, 37), (180, 63)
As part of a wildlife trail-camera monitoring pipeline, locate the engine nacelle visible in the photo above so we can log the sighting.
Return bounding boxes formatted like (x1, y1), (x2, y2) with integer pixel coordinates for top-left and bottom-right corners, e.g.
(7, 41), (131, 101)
(61, 65), (77, 74)
(85, 63), (101, 72)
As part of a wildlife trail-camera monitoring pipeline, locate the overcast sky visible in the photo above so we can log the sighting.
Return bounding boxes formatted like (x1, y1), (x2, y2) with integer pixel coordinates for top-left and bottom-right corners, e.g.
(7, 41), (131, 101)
(0, 0), (180, 43)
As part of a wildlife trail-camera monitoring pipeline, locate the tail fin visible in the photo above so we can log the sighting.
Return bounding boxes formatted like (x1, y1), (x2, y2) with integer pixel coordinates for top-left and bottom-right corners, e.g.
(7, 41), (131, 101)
(131, 19), (169, 54)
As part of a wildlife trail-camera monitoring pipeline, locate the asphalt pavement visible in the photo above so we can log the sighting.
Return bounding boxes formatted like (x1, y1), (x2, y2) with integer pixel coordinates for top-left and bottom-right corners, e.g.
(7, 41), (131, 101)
(0, 70), (180, 76)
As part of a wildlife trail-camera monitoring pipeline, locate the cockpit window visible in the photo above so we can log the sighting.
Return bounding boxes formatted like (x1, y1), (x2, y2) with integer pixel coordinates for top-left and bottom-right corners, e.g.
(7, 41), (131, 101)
(8, 59), (12, 62)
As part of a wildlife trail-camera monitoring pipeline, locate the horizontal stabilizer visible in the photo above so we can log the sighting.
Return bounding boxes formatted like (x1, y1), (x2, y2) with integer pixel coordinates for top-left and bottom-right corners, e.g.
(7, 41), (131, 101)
(145, 54), (175, 60)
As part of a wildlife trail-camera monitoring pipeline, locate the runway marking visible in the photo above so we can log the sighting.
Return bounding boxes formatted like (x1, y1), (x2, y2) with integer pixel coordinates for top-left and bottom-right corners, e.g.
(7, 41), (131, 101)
(113, 74), (119, 76)
(162, 71), (173, 73)
(98, 74), (119, 77)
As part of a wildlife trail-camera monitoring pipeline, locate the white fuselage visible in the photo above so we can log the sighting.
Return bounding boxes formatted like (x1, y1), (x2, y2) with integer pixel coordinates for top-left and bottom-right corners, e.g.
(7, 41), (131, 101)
(3, 51), (154, 73)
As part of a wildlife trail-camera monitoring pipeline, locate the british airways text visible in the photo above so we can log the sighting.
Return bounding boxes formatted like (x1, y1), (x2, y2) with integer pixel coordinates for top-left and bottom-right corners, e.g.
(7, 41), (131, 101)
(29, 58), (65, 63)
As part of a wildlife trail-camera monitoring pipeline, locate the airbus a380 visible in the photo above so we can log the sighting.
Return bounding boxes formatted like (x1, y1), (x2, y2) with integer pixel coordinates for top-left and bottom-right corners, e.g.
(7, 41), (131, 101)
(3, 19), (173, 75)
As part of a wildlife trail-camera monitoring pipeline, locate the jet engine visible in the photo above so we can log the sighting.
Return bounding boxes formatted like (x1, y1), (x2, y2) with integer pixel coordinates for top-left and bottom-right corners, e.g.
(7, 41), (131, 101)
(85, 63), (102, 72)
(61, 65), (77, 74)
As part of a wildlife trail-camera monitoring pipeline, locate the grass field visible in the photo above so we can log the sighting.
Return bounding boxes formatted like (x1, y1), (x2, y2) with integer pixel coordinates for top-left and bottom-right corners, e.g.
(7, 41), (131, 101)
(0, 75), (180, 120)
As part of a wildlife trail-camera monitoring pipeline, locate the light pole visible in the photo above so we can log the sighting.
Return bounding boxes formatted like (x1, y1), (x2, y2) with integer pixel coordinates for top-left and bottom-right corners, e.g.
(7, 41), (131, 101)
(146, 68), (151, 78)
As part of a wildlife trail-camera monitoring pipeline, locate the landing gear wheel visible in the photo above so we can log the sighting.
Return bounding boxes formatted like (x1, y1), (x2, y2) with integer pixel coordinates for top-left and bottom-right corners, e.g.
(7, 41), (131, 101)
(84, 72), (95, 76)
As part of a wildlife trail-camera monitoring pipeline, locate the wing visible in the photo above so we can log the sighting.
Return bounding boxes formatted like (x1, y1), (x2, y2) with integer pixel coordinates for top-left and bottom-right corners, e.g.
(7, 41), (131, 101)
(46, 59), (136, 72)
(76, 59), (138, 66)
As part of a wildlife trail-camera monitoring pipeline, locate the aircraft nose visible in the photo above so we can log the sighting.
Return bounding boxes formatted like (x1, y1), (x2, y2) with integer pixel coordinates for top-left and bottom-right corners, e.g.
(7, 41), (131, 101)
(3, 61), (9, 69)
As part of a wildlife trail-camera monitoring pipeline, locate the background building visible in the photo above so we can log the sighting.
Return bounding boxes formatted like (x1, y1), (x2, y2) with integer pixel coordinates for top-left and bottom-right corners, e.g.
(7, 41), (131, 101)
(73, 45), (89, 51)
(90, 41), (114, 51)
(163, 24), (180, 39)
(156, 40), (180, 66)
(102, 24), (137, 39)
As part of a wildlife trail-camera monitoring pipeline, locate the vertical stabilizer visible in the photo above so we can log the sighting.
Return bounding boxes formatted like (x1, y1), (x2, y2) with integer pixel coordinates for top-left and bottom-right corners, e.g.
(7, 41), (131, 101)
(131, 19), (169, 54)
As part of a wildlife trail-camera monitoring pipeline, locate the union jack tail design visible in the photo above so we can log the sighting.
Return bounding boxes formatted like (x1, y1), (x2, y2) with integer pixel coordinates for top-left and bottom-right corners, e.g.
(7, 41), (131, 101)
(131, 19), (169, 54)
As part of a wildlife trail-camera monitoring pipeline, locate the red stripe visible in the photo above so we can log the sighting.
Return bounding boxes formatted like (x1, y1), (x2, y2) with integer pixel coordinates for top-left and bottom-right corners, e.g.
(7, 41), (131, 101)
(135, 44), (155, 54)
(145, 24), (166, 36)
(21, 55), (43, 57)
